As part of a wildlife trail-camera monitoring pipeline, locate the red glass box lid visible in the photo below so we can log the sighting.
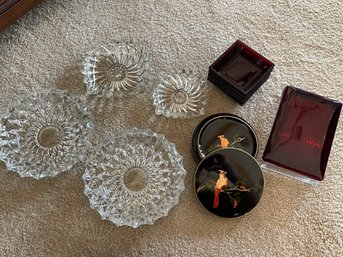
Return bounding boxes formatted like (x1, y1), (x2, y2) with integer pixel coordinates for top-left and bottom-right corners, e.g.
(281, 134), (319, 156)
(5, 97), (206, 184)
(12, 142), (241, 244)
(262, 86), (342, 182)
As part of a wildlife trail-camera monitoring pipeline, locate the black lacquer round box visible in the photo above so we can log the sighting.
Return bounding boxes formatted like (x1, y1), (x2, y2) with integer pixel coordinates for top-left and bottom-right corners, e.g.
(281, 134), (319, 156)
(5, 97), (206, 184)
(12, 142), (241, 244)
(194, 148), (264, 218)
(192, 113), (258, 162)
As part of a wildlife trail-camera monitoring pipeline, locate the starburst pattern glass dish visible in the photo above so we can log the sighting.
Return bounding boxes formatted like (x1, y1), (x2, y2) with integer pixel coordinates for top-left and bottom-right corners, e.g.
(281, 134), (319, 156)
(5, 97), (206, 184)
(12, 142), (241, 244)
(0, 88), (93, 179)
(82, 128), (186, 228)
(82, 42), (149, 109)
(153, 71), (208, 118)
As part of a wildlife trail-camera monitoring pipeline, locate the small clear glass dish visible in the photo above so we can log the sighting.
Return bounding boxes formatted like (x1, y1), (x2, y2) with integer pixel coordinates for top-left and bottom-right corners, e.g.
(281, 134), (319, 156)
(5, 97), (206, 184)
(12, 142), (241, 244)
(153, 71), (208, 118)
(82, 42), (149, 109)
(0, 88), (93, 179)
(82, 128), (186, 228)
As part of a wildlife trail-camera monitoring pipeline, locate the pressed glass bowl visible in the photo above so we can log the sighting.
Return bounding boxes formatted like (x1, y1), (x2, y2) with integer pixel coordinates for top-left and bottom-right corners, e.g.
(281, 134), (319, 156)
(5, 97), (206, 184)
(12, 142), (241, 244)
(82, 42), (149, 107)
(0, 88), (93, 179)
(82, 128), (186, 228)
(153, 71), (208, 118)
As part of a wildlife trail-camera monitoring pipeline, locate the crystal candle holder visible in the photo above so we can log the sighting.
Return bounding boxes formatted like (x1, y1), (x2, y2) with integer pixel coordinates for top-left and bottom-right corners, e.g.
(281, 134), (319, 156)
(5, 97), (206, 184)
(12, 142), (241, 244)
(153, 71), (208, 118)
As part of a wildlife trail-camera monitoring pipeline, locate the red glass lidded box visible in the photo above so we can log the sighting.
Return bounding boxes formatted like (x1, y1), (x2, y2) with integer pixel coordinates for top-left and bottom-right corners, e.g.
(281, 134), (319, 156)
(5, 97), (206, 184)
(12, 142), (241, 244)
(262, 86), (342, 184)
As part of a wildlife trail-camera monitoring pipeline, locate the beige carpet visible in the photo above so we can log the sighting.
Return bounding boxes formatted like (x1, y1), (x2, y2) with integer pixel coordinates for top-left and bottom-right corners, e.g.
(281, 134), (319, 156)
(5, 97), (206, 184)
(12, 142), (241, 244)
(0, 0), (342, 256)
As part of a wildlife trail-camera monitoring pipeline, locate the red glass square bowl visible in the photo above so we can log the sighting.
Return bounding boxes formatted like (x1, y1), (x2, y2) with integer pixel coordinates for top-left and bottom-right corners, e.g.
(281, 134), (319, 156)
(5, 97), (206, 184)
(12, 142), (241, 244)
(209, 40), (274, 104)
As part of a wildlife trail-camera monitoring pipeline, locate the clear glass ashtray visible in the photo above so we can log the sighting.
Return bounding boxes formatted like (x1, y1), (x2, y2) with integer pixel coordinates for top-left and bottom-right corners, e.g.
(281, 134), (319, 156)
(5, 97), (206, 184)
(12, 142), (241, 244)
(153, 71), (208, 118)
(82, 41), (149, 107)
(0, 88), (93, 179)
(82, 128), (186, 228)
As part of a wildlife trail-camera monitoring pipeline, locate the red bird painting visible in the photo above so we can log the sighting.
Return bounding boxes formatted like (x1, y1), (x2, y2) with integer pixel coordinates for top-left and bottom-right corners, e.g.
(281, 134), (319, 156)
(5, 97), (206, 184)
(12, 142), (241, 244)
(217, 135), (230, 148)
(213, 170), (229, 208)
(196, 168), (252, 209)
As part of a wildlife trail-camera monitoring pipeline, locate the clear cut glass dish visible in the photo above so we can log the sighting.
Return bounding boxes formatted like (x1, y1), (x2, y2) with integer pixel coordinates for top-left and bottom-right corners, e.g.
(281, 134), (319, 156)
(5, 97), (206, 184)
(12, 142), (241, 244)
(0, 88), (93, 179)
(82, 41), (150, 110)
(82, 128), (186, 228)
(153, 70), (208, 118)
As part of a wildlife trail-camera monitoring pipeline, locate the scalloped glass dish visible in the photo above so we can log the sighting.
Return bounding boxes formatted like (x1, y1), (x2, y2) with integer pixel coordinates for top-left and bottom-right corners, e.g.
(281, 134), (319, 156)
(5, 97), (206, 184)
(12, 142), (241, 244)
(82, 42), (149, 109)
(153, 71), (208, 118)
(0, 88), (93, 179)
(82, 128), (186, 228)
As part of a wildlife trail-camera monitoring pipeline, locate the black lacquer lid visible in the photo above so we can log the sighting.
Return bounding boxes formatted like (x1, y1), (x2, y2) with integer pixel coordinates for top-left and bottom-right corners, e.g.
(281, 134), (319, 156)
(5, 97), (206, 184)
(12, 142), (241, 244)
(192, 113), (258, 162)
(194, 148), (264, 218)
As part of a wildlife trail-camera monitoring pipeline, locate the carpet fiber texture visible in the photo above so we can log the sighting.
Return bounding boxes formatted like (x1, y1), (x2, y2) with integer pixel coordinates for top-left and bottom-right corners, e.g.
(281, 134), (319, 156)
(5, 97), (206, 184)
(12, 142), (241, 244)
(0, 0), (342, 256)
